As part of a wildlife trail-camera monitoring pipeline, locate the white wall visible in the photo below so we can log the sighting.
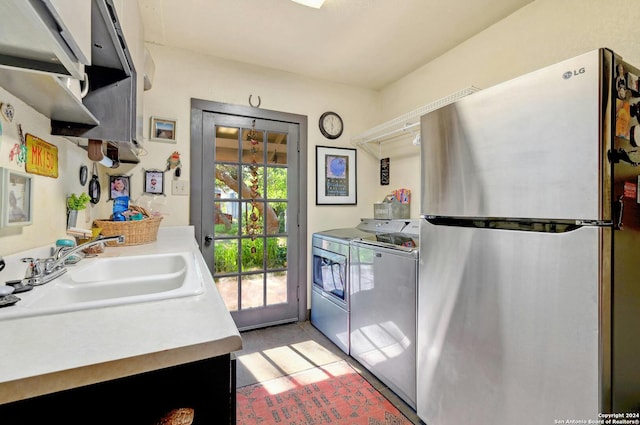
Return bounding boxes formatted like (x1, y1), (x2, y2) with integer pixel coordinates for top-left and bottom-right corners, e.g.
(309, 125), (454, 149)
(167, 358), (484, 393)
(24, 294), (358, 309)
(0, 13), (380, 266)
(2, 0), (639, 276)
(140, 44), (380, 238)
(0, 87), (94, 255)
(378, 0), (640, 215)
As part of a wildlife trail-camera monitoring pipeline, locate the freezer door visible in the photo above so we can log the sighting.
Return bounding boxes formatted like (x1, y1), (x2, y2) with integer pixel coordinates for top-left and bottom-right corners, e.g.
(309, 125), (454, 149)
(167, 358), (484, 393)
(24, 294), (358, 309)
(417, 221), (603, 424)
(421, 49), (610, 221)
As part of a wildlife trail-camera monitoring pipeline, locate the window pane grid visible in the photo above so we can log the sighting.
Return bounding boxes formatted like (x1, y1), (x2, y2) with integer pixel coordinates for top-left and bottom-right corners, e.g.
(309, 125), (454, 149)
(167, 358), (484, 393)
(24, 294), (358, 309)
(213, 123), (290, 314)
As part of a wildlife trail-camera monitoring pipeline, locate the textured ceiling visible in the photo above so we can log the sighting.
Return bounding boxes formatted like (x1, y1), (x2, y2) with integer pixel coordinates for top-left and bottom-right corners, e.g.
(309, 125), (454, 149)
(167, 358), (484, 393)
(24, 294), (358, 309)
(138, 0), (534, 90)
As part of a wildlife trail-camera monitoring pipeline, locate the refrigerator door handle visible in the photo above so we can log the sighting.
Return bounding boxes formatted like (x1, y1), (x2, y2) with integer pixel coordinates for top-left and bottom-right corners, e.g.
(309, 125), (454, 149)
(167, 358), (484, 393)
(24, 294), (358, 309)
(575, 219), (614, 227)
(421, 215), (611, 233)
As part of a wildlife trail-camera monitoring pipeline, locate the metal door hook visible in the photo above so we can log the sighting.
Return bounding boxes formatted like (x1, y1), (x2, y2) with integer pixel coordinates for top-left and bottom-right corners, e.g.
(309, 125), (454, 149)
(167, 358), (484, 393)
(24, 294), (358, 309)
(249, 95), (261, 108)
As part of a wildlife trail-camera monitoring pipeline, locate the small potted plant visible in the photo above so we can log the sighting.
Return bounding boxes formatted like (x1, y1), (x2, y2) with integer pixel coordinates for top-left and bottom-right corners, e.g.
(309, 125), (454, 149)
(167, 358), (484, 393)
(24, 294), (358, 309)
(66, 192), (91, 229)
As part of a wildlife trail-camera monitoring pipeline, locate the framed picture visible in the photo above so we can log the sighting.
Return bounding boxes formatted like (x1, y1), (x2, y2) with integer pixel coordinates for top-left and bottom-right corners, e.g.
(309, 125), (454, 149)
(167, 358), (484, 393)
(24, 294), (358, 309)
(109, 175), (130, 200)
(316, 146), (357, 205)
(144, 170), (165, 195)
(150, 116), (177, 143)
(0, 167), (33, 228)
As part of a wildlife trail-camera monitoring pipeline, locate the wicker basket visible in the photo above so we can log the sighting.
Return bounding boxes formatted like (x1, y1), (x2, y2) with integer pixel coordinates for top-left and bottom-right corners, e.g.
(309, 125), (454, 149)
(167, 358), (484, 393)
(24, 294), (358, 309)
(154, 408), (194, 425)
(93, 216), (163, 246)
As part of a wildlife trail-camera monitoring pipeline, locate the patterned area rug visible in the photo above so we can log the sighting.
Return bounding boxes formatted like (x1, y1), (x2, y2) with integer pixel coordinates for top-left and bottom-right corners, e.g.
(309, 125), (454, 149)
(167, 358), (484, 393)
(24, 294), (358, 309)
(236, 360), (412, 424)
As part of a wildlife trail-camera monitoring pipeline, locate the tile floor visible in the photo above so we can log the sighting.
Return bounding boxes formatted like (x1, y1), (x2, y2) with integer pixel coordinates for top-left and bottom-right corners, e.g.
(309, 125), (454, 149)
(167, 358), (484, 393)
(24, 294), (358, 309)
(234, 320), (422, 424)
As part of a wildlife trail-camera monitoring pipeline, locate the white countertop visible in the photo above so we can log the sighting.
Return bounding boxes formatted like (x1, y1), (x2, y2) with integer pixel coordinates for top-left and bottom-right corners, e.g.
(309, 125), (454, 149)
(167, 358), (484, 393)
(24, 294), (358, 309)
(0, 226), (242, 404)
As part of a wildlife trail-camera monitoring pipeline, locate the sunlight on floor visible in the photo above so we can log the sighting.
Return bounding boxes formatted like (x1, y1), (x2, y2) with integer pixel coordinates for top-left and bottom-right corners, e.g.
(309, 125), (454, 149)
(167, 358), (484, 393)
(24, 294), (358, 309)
(261, 367), (333, 394)
(234, 322), (422, 424)
(236, 339), (352, 395)
(290, 339), (342, 365)
(263, 345), (316, 375)
(236, 351), (283, 384)
(241, 358), (357, 396)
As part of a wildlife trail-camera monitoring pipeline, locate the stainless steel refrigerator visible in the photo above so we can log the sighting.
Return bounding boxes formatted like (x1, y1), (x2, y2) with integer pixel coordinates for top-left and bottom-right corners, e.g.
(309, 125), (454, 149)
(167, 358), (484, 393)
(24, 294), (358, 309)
(418, 48), (640, 424)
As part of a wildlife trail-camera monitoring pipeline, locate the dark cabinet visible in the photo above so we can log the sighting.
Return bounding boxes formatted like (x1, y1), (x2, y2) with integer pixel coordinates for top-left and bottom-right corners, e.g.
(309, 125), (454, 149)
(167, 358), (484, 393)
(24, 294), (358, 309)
(0, 354), (236, 425)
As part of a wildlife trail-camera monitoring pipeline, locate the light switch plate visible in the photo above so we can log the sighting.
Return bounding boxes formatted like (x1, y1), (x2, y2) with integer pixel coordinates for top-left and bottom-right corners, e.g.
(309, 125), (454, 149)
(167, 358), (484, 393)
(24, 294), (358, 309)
(172, 180), (189, 196)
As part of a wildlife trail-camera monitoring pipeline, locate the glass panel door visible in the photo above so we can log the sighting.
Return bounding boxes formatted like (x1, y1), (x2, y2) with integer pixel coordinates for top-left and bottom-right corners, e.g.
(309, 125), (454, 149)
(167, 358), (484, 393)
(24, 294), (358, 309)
(200, 112), (301, 330)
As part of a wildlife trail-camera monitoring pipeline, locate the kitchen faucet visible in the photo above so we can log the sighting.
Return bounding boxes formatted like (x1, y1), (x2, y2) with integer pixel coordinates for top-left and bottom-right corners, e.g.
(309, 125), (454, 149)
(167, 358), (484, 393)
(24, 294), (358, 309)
(21, 235), (125, 286)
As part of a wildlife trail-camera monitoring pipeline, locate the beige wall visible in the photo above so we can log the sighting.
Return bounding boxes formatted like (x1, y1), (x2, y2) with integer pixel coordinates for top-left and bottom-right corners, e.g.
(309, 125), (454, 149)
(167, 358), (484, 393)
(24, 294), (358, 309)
(0, 87), (94, 255)
(2, 0), (639, 261)
(378, 0), (640, 217)
(140, 44), (380, 238)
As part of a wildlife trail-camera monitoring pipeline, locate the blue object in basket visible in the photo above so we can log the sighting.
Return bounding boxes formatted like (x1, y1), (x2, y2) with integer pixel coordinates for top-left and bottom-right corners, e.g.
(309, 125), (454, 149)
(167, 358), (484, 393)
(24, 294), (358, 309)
(112, 196), (129, 221)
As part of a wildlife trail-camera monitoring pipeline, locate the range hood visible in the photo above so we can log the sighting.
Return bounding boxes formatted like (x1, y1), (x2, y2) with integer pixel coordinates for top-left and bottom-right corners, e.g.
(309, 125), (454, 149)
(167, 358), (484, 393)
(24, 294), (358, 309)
(51, 0), (142, 163)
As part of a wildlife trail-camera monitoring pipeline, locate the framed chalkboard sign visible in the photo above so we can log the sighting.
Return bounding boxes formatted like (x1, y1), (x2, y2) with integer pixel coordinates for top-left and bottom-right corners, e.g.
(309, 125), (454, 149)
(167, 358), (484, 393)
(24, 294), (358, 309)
(316, 146), (357, 205)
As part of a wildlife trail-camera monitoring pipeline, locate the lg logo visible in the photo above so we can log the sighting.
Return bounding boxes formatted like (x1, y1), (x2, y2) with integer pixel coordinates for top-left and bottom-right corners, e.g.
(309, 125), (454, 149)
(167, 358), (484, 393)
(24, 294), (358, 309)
(563, 67), (586, 79)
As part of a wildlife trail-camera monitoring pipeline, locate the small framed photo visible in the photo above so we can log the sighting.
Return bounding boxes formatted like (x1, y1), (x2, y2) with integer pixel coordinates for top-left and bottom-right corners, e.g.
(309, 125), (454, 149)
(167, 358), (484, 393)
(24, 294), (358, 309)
(109, 175), (130, 200)
(144, 170), (165, 195)
(627, 72), (640, 94)
(316, 146), (357, 205)
(150, 117), (177, 143)
(0, 167), (33, 228)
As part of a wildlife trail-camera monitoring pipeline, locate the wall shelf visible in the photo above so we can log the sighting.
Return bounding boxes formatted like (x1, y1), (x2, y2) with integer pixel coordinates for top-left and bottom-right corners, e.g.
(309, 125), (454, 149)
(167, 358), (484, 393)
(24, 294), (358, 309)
(0, 68), (99, 125)
(351, 86), (480, 159)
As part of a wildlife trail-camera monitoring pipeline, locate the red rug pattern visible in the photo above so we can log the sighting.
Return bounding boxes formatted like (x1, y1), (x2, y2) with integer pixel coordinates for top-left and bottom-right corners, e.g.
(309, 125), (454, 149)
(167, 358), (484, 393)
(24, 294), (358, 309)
(236, 361), (411, 424)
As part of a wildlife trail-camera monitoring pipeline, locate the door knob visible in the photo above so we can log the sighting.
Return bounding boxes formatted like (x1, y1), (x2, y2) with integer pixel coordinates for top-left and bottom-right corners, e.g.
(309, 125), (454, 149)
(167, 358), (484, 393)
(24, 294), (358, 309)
(204, 234), (213, 246)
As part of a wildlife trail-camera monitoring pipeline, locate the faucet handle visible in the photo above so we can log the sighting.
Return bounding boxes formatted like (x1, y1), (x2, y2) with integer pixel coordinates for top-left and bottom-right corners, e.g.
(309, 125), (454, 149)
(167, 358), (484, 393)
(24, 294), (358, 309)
(21, 257), (42, 279)
(42, 258), (57, 272)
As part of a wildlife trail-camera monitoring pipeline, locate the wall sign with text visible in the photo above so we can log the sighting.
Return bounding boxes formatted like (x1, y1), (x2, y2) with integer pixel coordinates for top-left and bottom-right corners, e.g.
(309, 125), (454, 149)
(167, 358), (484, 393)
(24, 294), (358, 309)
(25, 134), (58, 178)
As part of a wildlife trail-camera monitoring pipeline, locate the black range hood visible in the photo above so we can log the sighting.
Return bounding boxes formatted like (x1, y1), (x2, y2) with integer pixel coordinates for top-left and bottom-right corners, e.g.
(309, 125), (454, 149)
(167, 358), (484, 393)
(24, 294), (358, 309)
(51, 0), (141, 163)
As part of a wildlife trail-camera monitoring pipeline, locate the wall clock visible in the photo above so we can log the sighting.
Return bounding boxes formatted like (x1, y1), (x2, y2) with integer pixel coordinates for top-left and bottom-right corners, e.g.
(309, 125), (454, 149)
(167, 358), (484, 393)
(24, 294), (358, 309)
(319, 111), (343, 139)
